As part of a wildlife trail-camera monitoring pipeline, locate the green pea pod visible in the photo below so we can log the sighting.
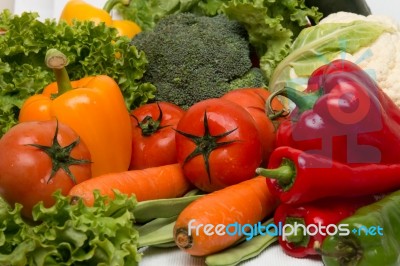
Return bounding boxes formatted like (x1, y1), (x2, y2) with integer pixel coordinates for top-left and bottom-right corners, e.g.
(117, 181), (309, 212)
(152, 242), (177, 248)
(138, 220), (176, 248)
(318, 190), (400, 266)
(183, 188), (204, 196)
(205, 218), (277, 266)
(137, 216), (178, 236)
(134, 194), (203, 223)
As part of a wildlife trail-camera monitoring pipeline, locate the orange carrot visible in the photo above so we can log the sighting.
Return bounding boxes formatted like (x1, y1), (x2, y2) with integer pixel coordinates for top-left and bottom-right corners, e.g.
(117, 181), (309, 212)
(68, 163), (192, 206)
(173, 176), (278, 256)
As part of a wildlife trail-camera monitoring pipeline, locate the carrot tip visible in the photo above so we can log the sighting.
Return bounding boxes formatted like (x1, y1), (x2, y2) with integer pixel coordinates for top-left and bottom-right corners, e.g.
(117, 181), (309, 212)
(69, 196), (81, 205)
(175, 228), (193, 249)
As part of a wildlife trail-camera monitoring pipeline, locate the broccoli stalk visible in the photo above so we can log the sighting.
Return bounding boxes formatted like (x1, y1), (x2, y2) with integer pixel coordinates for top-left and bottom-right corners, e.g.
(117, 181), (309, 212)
(131, 13), (266, 109)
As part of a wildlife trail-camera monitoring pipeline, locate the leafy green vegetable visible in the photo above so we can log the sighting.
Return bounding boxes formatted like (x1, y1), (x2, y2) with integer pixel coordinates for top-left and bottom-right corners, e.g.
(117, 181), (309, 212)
(0, 191), (140, 266)
(117, 0), (203, 31)
(223, 0), (322, 83)
(0, 96), (20, 135)
(268, 20), (394, 94)
(0, 10), (156, 137)
(117, 0), (322, 82)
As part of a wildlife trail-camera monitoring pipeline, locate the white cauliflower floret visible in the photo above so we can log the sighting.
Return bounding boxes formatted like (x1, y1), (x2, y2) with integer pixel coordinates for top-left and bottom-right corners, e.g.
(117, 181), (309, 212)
(320, 12), (400, 106)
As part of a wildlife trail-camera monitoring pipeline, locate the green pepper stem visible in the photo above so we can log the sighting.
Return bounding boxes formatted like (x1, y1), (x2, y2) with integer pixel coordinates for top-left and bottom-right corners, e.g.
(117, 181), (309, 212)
(256, 158), (296, 190)
(314, 241), (357, 259)
(103, 0), (131, 13)
(45, 48), (73, 95)
(266, 87), (321, 118)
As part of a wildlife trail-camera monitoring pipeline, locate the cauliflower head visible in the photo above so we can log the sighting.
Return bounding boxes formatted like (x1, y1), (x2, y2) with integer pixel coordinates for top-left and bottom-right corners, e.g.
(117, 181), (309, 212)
(320, 12), (400, 106)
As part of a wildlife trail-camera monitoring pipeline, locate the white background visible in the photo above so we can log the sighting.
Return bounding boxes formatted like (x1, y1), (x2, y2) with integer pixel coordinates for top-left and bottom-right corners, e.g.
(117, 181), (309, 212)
(0, 1), (399, 266)
(0, 0), (399, 23)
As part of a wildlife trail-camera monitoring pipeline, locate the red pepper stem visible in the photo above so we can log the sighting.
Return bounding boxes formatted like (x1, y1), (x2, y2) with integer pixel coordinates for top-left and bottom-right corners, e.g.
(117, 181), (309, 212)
(103, 0), (131, 13)
(266, 86), (321, 118)
(45, 49), (73, 95)
(256, 158), (296, 190)
(284, 223), (305, 244)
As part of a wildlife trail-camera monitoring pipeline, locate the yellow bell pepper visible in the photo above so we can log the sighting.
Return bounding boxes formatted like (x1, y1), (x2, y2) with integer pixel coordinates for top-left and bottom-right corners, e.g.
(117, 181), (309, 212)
(19, 49), (132, 177)
(59, 0), (141, 38)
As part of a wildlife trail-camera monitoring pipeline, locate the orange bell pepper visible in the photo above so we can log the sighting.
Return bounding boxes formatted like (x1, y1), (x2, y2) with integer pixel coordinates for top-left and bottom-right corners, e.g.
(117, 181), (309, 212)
(59, 0), (141, 38)
(19, 49), (132, 177)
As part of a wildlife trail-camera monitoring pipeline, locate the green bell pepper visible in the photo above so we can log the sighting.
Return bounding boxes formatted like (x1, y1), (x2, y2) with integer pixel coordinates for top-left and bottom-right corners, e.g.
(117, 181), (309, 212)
(316, 191), (400, 265)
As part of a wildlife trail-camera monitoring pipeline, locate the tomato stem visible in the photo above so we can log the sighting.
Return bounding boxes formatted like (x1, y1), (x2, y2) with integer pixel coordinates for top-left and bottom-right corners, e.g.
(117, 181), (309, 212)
(175, 110), (238, 184)
(25, 120), (91, 184)
(132, 102), (170, 136)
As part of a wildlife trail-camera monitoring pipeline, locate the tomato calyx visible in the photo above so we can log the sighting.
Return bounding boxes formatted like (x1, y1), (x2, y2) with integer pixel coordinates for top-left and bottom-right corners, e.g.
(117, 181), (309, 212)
(175, 110), (238, 183)
(26, 121), (91, 184)
(132, 102), (169, 136)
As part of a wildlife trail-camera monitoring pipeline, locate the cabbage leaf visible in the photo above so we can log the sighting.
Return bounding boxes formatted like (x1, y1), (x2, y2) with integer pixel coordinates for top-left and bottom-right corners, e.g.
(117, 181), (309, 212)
(268, 20), (394, 94)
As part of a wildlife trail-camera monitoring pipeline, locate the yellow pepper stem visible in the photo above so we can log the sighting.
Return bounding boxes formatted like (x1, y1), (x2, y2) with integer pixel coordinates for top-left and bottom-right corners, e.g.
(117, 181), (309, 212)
(45, 49), (73, 95)
(103, 0), (131, 13)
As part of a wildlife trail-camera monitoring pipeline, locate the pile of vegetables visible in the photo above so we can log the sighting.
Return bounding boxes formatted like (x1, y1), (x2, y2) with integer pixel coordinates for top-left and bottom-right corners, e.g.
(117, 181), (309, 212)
(257, 59), (400, 265)
(1, 0), (400, 265)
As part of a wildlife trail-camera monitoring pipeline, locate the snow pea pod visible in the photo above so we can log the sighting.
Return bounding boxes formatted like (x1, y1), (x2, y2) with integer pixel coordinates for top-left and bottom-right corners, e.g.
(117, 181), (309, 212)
(138, 220), (176, 248)
(137, 216), (177, 237)
(134, 194), (203, 223)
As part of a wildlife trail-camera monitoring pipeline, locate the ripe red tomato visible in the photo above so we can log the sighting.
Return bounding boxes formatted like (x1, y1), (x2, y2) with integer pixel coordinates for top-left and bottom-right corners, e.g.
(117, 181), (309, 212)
(221, 88), (285, 164)
(130, 102), (185, 170)
(175, 98), (262, 192)
(0, 120), (91, 218)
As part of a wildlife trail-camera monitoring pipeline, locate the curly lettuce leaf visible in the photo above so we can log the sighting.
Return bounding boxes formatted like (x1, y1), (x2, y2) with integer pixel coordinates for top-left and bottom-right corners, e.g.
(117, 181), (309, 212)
(223, 0), (322, 82)
(116, 0), (203, 31)
(268, 20), (394, 94)
(0, 96), (20, 136)
(0, 10), (156, 136)
(0, 191), (140, 266)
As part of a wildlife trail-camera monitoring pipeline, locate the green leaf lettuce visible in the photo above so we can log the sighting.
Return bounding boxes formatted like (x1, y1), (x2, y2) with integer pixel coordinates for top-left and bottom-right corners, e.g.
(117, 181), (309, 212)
(0, 191), (140, 266)
(0, 10), (156, 137)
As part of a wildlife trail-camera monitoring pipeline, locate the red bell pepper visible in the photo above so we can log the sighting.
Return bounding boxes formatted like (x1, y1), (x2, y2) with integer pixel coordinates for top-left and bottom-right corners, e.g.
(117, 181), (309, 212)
(267, 59), (400, 165)
(274, 195), (380, 258)
(256, 146), (400, 204)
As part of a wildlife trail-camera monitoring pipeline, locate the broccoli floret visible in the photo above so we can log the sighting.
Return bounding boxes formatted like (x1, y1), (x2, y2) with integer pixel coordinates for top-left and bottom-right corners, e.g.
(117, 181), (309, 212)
(132, 12), (265, 109)
(228, 68), (266, 90)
